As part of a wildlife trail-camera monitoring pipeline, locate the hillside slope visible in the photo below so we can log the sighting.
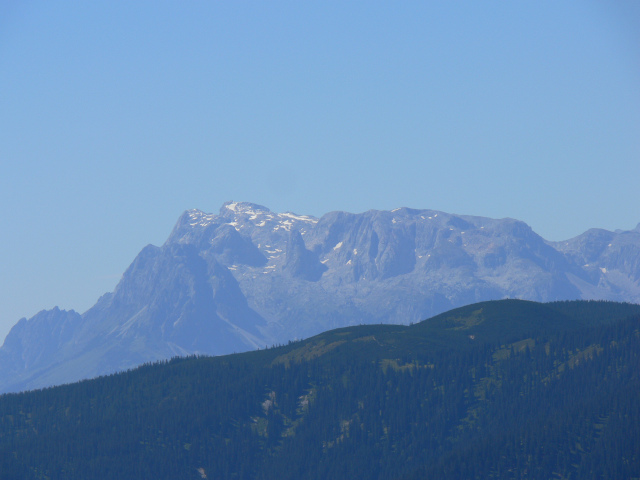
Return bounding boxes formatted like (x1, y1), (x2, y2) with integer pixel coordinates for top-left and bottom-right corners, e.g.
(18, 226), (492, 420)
(0, 300), (639, 479)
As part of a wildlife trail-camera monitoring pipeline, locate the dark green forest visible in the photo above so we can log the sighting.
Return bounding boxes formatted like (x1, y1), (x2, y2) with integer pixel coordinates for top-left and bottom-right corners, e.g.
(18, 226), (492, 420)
(0, 299), (639, 479)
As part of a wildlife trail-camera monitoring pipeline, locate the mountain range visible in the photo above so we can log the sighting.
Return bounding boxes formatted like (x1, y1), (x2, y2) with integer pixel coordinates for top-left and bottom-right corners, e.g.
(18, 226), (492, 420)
(1, 201), (639, 393)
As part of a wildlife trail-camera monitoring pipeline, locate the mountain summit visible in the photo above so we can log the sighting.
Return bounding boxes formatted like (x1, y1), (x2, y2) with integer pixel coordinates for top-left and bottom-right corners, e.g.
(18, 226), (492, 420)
(1, 202), (639, 393)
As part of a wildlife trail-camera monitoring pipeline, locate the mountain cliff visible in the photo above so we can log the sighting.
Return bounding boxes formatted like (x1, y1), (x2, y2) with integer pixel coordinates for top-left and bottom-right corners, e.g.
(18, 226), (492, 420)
(1, 202), (639, 392)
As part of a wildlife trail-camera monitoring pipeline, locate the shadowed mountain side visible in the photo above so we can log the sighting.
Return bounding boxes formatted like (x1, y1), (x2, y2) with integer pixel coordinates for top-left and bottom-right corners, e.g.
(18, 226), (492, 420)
(0, 242), (269, 393)
(283, 230), (327, 281)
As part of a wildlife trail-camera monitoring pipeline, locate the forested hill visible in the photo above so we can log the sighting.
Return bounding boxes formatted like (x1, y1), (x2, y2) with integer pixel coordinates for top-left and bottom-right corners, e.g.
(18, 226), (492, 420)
(1, 299), (639, 479)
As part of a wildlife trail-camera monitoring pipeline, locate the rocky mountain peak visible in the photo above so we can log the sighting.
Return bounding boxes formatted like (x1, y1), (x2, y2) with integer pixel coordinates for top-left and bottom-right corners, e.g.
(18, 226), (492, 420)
(220, 201), (272, 217)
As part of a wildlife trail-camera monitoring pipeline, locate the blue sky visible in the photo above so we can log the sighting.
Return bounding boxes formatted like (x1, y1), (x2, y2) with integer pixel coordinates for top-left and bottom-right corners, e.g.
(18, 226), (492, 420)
(1, 1), (639, 340)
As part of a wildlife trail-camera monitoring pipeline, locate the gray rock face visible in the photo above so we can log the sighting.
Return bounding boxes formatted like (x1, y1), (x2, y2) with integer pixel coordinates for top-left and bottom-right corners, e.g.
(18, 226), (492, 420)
(551, 225), (640, 300)
(2, 201), (639, 393)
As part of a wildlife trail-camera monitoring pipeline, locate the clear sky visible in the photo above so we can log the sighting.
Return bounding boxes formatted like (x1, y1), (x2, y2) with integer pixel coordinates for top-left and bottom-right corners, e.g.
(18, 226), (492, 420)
(1, 1), (639, 341)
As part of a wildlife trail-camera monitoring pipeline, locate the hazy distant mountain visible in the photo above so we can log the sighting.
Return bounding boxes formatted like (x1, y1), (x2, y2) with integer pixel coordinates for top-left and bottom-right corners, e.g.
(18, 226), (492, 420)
(1, 202), (639, 393)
